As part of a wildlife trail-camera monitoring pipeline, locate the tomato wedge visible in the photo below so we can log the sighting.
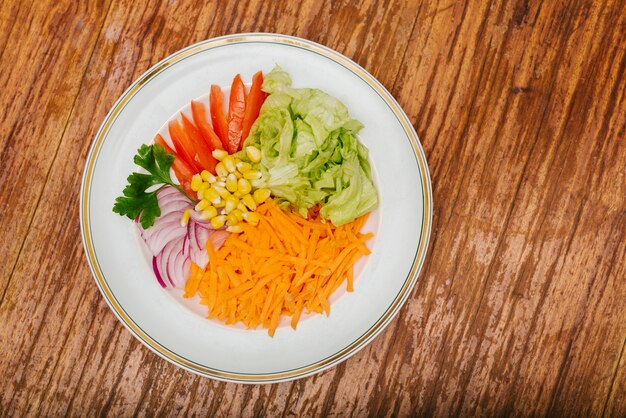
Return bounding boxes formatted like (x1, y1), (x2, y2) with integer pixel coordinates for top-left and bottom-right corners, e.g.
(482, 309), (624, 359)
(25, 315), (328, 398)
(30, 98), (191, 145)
(191, 100), (223, 151)
(168, 120), (201, 173)
(227, 74), (247, 153)
(210, 85), (229, 150)
(181, 113), (218, 174)
(154, 134), (197, 199)
(242, 71), (267, 141)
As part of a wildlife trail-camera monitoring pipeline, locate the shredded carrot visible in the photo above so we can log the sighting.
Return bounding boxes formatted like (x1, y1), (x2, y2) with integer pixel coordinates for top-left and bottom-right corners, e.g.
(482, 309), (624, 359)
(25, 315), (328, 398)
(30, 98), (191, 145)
(184, 200), (373, 336)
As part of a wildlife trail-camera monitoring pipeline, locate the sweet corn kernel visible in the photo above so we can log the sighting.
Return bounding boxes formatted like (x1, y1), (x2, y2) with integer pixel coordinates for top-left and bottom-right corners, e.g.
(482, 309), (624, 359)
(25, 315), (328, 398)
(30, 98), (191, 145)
(213, 199), (226, 208)
(190, 174), (203, 191)
(253, 188), (271, 204)
(223, 156), (237, 173)
(210, 215), (227, 229)
(226, 213), (238, 226)
(233, 170), (243, 179)
(237, 202), (248, 213)
(236, 161), (252, 173)
(197, 182), (210, 196)
(180, 209), (190, 227)
(242, 194), (257, 211)
(226, 225), (243, 233)
(201, 170), (217, 183)
(213, 185), (230, 199)
(246, 146), (261, 163)
(223, 196), (238, 214)
(215, 162), (228, 177)
(243, 170), (262, 180)
(237, 178), (252, 195)
(243, 211), (260, 226)
(195, 199), (209, 212)
(231, 209), (244, 222)
(214, 180), (226, 188)
(226, 173), (238, 193)
(204, 188), (221, 204)
(212, 149), (228, 161)
(200, 206), (218, 220)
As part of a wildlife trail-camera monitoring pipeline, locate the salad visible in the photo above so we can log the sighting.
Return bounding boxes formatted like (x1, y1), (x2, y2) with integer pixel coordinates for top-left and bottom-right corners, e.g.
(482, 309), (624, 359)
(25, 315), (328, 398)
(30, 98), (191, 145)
(113, 66), (378, 336)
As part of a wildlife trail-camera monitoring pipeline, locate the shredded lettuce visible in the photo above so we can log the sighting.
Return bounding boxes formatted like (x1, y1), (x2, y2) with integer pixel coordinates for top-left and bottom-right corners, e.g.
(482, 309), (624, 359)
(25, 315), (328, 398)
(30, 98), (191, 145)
(238, 66), (378, 225)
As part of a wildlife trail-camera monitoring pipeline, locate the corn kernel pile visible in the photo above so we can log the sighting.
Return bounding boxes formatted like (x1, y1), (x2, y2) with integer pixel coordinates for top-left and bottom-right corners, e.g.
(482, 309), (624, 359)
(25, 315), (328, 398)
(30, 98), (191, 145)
(184, 146), (269, 233)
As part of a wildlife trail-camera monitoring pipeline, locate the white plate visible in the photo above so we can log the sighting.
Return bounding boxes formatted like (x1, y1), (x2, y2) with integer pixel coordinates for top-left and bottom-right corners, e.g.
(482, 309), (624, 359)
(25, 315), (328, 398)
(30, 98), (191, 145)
(80, 33), (432, 383)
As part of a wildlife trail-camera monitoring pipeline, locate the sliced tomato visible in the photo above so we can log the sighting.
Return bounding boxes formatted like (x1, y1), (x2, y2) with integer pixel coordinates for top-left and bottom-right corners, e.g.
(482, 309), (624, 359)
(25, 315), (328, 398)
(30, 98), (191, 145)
(210, 85), (229, 150)
(154, 133), (175, 154)
(168, 120), (201, 173)
(227, 74), (247, 153)
(241, 71), (267, 142)
(181, 113), (218, 174)
(154, 134), (197, 199)
(191, 100), (224, 151)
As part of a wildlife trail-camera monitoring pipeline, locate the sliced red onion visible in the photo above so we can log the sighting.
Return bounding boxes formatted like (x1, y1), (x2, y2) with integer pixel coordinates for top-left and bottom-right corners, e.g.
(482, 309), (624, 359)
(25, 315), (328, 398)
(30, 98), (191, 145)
(188, 223), (210, 268)
(138, 185), (230, 288)
(209, 230), (230, 250)
(157, 236), (181, 287)
(152, 256), (167, 288)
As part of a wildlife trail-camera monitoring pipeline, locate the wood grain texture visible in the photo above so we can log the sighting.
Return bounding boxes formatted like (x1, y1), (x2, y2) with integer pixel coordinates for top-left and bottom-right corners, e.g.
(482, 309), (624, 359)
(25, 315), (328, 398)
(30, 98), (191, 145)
(0, 0), (624, 416)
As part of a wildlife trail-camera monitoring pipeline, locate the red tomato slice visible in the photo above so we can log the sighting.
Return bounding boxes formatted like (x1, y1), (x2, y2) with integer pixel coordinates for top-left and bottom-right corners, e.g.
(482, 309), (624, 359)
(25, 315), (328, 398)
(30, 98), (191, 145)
(191, 100), (224, 151)
(210, 85), (229, 150)
(227, 74), (247, 153)
(181, 113), (218, 174)
(168, 120), (201, 173)
(241, 71), (267, 142)
(154, 134), (197, 199)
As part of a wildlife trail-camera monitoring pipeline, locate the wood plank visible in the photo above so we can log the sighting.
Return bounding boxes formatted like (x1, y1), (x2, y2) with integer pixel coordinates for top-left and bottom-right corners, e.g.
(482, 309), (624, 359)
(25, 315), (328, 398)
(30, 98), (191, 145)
(0, 0), (111, 301)
(0, 0), (624, 415)
(0, 0), (421, 416)
(604, 338), (626, 417)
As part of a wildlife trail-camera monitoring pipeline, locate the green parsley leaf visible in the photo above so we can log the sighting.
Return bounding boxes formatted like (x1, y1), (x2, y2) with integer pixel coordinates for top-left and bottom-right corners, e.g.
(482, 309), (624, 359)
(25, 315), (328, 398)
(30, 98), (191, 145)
(113, 144), (191, 229)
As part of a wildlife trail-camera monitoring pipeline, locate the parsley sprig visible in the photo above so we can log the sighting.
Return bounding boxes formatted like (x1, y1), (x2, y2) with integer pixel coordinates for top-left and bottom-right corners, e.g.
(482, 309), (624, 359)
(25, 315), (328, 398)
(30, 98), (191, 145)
(113, 144), (194, 229)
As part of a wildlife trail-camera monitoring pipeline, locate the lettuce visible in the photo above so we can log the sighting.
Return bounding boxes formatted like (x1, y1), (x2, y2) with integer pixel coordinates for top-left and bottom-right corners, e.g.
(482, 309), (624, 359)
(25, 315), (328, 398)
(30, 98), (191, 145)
(239, 66), (378, 225)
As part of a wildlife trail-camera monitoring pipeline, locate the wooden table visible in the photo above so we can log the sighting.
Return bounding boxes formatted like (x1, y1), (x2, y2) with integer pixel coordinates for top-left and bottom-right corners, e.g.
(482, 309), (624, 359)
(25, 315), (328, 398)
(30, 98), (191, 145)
(1, 0), (625, 416)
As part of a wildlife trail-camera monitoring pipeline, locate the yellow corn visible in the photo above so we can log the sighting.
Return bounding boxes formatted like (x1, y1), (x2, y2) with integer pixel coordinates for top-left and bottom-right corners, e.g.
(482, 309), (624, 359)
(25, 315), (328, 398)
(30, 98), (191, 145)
(213, 185), (230, 199)
(242, 194), (257, 211)
(226, 213), (238, 226)
(237, 202), (248, 213)
(243, 170), (262, 180)
(215, 162), (228, 178)
(210, 215), (227, 229)
(204, 188), (221, 205)
(236, 161), (252, 173)
(195, 199), (209, 212)
(233, 170), (243, 179)
(190, 174), (203, 191)
(226, 173), (238, 193)
(223, 196), (239, 214)
(197, 182), (210, 195)
(212, 149), (228, 161)
(226, 225), (243, 233)
(201, 170), (217, 183)
(236, 178), (251, 195)
(213, 199), (225, 208)
(200, 206), (218, 220)
(231, 209), (244, 222)
(253, 188), (271, 204)
(246, 146), (261, 163)
(242, 211), (260, 226)
(223, 156), (237, 173)
(180, 209), (190, 227)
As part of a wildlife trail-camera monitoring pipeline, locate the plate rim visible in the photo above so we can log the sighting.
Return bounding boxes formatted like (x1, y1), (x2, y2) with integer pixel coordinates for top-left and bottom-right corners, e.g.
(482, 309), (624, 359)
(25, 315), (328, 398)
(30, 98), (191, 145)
(80, 32), (433, 383)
